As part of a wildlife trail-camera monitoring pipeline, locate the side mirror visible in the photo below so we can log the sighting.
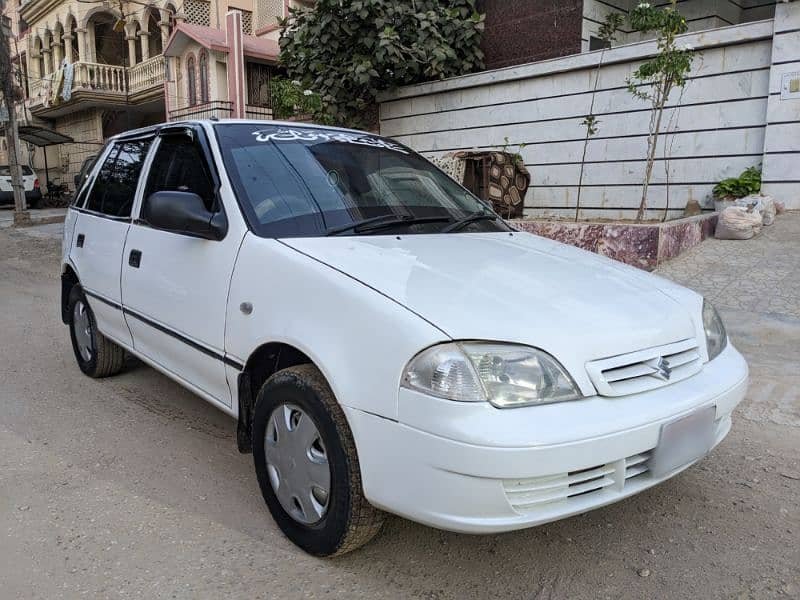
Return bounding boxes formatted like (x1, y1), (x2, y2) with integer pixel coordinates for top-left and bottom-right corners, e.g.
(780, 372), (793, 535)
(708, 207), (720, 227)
(142, 191), (228, 241)
(74, 174), (81, 187)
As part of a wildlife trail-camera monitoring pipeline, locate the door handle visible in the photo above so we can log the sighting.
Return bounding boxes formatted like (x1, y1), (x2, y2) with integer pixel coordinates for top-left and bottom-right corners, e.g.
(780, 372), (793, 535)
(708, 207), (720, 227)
(129, 249), (142, 268)
(76, 234), (85, 248)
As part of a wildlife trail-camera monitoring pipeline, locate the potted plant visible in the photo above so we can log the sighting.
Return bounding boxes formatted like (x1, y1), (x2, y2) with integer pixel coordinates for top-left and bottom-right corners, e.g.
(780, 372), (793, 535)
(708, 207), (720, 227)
(712, 166), (761, 212)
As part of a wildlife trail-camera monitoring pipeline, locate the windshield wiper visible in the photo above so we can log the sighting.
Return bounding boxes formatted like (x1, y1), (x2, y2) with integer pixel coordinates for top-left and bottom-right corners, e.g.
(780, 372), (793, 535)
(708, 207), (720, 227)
(440, 212), (498, 233)
(326, 214), (450, 236)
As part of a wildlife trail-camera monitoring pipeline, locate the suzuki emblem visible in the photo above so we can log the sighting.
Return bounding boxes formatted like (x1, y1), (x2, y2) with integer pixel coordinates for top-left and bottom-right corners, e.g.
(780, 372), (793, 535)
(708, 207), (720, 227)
(653, 357), (672, 381)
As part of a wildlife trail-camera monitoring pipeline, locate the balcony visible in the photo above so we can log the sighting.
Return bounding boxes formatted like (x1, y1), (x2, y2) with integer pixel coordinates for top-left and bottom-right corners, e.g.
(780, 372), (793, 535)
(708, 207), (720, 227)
(28, 55), (166, 115)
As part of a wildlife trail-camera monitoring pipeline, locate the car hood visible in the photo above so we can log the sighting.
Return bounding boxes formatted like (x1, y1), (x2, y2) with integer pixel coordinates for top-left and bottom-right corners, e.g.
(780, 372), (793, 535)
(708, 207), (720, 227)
(281, 232), (701, 393)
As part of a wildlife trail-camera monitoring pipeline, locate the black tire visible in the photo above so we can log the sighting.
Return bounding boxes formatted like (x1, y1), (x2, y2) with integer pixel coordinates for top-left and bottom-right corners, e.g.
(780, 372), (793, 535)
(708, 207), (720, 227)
(27, 197), (40, 209)
(67, 285), (126, 378)
(252, 364), (384, 557)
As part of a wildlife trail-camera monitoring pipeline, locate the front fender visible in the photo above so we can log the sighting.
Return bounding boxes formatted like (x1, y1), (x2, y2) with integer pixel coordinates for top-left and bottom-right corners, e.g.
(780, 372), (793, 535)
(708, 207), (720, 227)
(225, 234), (449, 420)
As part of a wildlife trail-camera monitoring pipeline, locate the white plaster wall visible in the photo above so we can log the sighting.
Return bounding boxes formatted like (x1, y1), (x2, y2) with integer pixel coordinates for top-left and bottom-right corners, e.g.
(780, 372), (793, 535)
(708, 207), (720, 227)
(379, 20), (797, 220)
(581, 0), (776, 52)
(760, 2), (800, 204)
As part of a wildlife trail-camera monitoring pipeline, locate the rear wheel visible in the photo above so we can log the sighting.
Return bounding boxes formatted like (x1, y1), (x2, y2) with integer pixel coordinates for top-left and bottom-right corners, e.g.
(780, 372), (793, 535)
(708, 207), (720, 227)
(68, 285), (126, 378)
(252, 364), (384, 556)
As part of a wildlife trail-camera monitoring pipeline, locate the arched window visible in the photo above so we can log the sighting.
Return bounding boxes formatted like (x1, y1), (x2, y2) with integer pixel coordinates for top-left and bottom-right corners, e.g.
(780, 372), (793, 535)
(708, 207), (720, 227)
(187, 55), (197, 105)
(198, 50), (209, 103)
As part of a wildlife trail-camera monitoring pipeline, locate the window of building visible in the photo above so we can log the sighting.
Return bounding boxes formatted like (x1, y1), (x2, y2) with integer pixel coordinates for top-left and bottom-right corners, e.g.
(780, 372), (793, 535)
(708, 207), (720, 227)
(241, 9), (253, 35)
(85, 140), (152, 218)
(255, 0), (283, 30)
(187, 55), (197, 105)
(199, 51), (209, 103)
(184, 0), (211, 27)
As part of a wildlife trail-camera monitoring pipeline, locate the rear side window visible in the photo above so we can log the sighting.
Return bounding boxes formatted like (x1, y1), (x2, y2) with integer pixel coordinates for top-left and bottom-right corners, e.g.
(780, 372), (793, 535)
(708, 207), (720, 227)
(144, 135), (216, 211)
(85, 139), (152, 218)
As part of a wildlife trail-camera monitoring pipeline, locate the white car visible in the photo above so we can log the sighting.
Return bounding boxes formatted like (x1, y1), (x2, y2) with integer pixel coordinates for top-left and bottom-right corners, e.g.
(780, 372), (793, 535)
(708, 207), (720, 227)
(61, 120), (749, 557)
(0, 164), (42, 208)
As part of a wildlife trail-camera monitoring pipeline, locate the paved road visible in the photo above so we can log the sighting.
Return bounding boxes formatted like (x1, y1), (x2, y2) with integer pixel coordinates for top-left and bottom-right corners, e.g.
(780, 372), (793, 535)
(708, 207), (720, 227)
(1, 217), (798, 599)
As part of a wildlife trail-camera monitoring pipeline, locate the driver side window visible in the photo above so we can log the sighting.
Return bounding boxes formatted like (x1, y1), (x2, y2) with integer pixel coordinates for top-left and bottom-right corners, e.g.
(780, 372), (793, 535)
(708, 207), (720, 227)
(144, 135), (216, 211)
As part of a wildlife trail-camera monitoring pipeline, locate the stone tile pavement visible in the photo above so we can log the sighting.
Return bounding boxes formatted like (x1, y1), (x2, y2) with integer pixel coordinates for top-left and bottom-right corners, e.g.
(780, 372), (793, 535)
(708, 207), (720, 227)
(656, 212), (800, 319)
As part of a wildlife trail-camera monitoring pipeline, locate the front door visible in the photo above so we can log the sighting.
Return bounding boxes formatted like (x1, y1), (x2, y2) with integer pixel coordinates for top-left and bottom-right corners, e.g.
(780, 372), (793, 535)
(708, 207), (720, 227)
(69, 139), (152, 347)
(121, 128), (245, 407)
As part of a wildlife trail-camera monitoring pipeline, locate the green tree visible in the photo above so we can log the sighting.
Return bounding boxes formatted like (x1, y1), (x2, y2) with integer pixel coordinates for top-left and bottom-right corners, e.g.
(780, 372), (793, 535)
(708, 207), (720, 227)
(626, 0), (694, 221)
(278, 0), (485, 128)
(575, 12), (624, 221)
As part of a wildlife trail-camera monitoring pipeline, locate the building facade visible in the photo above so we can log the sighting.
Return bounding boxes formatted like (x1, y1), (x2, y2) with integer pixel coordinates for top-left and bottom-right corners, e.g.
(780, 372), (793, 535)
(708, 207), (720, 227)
(1, 0), (304, 192)
(477, 0), (778, 70)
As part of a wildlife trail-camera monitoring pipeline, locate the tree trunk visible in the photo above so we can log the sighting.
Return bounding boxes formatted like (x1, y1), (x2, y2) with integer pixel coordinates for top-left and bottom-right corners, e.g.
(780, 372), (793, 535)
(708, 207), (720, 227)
(636, 82), (667, 222)
(575, 49), (606, 222)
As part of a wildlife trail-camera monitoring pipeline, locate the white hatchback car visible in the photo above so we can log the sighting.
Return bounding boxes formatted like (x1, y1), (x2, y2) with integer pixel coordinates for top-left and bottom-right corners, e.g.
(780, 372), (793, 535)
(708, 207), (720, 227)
(0, 164), (42, 208)
(61, 120), (749, 556)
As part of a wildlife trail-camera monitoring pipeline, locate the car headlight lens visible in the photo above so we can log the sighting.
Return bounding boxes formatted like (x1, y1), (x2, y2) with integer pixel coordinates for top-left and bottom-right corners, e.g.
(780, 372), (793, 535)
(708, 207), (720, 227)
(702, 299), (727, 361)
(402, 342), (582, 408)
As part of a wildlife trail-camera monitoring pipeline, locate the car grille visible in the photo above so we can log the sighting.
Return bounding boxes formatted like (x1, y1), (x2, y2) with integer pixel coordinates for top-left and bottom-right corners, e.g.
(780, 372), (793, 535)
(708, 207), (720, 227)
(503, 451), (653, 513)
(585, 339), (703, 397)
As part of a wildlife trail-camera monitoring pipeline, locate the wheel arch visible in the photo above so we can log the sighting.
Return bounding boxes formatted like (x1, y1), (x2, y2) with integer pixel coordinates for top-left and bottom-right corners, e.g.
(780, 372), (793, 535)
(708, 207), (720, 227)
(236, 341), (317, 453)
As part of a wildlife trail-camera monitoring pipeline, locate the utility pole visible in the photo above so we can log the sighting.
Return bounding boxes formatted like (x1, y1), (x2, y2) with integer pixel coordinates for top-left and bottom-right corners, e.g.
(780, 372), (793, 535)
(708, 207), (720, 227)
(0, 9), (29, 226)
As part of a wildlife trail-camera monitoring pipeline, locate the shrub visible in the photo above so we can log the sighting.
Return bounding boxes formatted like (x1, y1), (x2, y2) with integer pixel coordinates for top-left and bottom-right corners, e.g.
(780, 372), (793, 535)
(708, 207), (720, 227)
(279, 0), (485, 129)
(713, 167), (762, 200)
(270, 77), (333, 124)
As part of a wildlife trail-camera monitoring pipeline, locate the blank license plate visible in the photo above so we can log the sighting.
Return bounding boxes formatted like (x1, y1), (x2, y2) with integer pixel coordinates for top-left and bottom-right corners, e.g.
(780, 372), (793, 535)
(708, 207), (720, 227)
(649, 406), (716, 478)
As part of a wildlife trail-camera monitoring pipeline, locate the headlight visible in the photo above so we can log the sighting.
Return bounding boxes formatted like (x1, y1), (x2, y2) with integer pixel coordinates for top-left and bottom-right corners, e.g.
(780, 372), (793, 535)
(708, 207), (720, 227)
(402, 342), (582, 408)
(702, 299), (727, 361)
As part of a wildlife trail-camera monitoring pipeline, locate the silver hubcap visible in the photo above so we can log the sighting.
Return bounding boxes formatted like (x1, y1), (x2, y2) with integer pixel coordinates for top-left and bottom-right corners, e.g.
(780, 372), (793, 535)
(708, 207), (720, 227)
(73, 300), (94, 362)
(265, 404), (331, 525)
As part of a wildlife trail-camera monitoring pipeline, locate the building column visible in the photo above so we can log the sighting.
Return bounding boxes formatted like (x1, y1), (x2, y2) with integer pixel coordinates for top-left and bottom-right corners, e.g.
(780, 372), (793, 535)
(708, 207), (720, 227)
(52, 37), (63, 66)
(63, 34), (74, 63)
(760, 1), (800, 208)
(41, 48), (52, 74)
(76, 28), (87, 62)
(138, 30), (150, 62)
(127, 35), (138, 66)
(159, 21), (170, 47)
(225, 11), (246, 118)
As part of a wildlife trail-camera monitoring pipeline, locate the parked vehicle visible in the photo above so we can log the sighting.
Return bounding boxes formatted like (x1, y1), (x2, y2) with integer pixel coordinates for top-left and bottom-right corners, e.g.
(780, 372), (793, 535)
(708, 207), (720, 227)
(0, 165), (42, 208)
(60, 120), (749, 557)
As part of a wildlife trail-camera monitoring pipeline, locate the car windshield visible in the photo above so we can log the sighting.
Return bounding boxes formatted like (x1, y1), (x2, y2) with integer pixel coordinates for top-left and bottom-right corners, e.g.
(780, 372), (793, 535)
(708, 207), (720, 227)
(214, 123), (508, 238)
(0, 165), (33, 176)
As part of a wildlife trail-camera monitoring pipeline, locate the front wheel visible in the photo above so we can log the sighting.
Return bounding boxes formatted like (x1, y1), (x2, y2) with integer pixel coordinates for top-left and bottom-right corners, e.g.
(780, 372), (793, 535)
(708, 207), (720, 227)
(252, 364), (384, 556)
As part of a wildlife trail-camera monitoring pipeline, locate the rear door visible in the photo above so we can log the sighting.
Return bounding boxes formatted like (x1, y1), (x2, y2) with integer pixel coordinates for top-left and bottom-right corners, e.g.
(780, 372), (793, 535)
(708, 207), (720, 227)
(69, 137), (153, 347)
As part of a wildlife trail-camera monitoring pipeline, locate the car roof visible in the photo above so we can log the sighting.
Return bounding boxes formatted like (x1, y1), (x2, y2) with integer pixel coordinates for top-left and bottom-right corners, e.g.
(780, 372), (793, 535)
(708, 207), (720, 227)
(112, 119), (374, 142)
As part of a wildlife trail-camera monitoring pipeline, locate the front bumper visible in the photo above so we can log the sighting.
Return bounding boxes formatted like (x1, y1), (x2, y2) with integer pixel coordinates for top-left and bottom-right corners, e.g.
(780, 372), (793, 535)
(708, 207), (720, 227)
(344, 344), (748, 533)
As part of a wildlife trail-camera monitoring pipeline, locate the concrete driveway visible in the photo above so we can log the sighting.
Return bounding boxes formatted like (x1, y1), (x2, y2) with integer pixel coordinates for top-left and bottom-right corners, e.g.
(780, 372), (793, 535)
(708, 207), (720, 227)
(0, 216), (798, 599)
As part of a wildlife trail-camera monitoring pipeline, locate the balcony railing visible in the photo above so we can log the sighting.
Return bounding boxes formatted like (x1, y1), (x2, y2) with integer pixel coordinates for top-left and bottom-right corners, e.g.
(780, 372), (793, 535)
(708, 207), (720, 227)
(76, 62), (127, 94)
(130, 55), (166, 94)
(168, 101), (234, 122)
(28, 57), (166, 109)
